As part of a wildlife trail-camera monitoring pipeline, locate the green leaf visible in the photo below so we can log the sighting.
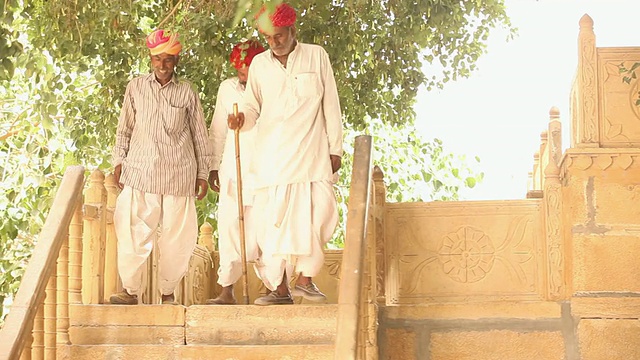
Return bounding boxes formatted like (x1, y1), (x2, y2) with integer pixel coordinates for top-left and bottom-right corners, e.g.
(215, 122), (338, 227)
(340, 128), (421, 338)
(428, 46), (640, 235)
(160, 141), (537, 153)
(421, 170), (432, 182)
(465, 177), (477, 188)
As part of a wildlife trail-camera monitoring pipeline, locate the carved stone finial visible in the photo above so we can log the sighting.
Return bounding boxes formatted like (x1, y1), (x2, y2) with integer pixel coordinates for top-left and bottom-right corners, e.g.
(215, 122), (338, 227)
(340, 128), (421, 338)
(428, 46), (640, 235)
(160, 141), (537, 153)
(579, 14), (594, 29)
(372, 165), (384, 180)
(540, 130), (548, 141)
(533, 151), (540, 160)
(200, 222), (213, 234)
(89, 169), (105, 183)
(549, 106), (560, 119)
(198, 222), (215, 252)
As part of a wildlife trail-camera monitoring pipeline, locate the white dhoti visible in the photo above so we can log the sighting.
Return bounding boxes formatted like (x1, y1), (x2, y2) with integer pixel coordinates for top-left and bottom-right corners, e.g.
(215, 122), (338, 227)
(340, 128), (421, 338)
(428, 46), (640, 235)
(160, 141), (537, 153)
(114, 185), (198, 296)
(216, 177), (258, 287)
(253, 180), (338, 291)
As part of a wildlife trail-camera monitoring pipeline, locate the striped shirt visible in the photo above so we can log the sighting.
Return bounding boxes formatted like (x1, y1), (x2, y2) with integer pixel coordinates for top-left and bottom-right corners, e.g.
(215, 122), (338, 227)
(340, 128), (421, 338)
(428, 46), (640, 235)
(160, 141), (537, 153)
(112, 73), (214, 197)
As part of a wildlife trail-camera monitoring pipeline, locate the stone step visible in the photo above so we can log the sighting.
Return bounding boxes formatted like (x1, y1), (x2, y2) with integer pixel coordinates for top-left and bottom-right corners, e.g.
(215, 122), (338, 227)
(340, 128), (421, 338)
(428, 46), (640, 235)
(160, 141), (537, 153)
(65, 344), (335, 360)
(70, 304), (185, 326)
(186, 304), (338, 322)
(69, 325), (184, 345)
(186, 305), (338, 345)
(68, 304), (338, 346)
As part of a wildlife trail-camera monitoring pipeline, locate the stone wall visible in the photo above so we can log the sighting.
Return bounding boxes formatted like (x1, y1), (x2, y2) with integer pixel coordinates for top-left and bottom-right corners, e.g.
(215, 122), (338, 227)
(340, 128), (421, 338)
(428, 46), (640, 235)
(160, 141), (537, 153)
(377, 14), (640, 359)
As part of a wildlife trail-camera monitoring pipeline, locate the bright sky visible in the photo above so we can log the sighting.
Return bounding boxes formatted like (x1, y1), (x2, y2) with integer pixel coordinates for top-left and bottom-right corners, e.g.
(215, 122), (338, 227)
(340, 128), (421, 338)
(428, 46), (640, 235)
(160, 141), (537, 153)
(414, 0), (640, 200)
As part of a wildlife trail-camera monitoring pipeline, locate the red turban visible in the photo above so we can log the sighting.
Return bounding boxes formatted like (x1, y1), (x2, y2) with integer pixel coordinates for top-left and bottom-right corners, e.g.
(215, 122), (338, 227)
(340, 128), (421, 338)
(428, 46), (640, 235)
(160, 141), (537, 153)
(229, 40), (266, 69)
(146, 29), (182, 56)
(256, 3), (297, 30)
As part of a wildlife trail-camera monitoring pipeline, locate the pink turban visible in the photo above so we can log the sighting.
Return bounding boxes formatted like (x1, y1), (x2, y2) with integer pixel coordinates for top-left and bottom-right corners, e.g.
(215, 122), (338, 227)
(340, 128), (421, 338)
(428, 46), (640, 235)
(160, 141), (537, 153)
(256, 3), (297, 30)
(229, 40), (265, 69)
(146, 29), (182, 56)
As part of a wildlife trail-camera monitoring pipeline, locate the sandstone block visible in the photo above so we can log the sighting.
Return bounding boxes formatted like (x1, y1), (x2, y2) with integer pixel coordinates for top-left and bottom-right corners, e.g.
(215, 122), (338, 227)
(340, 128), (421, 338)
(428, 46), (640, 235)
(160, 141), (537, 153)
(430, 330), (564, 360)
(578, 319), (640, 360)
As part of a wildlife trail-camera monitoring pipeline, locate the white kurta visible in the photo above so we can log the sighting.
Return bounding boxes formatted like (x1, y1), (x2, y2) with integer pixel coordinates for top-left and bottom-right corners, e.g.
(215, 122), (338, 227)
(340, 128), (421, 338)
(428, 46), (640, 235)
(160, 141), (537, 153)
(209, 77), (259, 286)
(241, 43), (343, 188)
(241, 43), (343, 290)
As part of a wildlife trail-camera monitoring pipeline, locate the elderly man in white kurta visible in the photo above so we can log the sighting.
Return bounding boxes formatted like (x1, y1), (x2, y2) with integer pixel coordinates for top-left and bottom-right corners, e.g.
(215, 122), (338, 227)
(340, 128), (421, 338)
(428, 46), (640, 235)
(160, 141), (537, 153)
(228, 3), (343, 306)
(109, 30), (213, 305)
(206, 40), (265, 305)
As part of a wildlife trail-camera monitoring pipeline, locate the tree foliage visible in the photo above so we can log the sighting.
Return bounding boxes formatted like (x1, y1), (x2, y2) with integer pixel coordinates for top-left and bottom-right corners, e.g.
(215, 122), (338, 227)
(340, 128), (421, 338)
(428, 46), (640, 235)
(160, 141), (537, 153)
(330, 117), (484, 247)
(619, 62), (640, 105)
(1, 0), (514, 130)
(1, 0), (512, 320)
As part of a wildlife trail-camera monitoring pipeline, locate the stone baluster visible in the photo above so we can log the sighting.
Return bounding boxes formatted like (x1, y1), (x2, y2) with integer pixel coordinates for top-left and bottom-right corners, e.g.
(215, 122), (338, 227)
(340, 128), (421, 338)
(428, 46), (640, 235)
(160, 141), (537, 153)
(103, 173), (121, 301)
(56, 231), (70, 346)
(31, 305), (44, 359)
(69, 194), (84, 304)
(44, 272), (57, 359)
(82, 170), (107, 304)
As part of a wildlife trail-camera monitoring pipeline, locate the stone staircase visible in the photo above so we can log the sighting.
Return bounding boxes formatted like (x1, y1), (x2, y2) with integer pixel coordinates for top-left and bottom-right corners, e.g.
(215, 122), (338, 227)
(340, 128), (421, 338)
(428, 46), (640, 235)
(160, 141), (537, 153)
(66, 304), (337, 359)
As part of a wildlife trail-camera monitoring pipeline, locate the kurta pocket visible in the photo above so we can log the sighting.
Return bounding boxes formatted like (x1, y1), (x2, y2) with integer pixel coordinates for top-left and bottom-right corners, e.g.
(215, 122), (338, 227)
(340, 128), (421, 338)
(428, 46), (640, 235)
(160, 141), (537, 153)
(163, 106), (187, 134)
(294, 73), (322, 98)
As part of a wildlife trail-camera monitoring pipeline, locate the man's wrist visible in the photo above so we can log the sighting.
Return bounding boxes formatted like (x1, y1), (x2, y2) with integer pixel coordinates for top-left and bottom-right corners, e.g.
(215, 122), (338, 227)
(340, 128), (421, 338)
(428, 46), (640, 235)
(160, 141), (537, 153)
(197, 170), (209, 180)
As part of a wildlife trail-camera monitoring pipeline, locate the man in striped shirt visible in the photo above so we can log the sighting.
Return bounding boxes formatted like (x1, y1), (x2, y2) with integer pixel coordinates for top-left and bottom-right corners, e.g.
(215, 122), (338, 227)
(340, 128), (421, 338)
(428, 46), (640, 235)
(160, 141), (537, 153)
(228, 3), (343, 306)
(206, 40), (265, 305)
(109, 29), (214, 305)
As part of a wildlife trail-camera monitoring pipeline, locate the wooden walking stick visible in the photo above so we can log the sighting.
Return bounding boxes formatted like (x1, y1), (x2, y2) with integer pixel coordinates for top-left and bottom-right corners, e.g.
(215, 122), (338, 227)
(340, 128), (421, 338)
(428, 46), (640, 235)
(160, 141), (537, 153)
(233, 103), (250, 305)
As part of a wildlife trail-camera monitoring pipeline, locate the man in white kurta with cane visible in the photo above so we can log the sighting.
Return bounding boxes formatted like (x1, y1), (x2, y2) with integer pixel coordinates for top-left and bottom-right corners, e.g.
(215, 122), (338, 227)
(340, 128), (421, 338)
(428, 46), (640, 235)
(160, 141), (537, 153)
(206, 40), (265, 305)
(109, 30), (213, 305)
(228, 3), (343, 306)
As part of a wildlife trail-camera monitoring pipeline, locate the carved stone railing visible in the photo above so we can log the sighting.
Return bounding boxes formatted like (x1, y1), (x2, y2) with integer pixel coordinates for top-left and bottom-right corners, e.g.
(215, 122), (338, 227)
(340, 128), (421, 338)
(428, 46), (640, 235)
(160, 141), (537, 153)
(0, 166), (85, 360)
(334, 135), (375, 360)
(571, 14), (640, 149)
(384, 108), (566, 305)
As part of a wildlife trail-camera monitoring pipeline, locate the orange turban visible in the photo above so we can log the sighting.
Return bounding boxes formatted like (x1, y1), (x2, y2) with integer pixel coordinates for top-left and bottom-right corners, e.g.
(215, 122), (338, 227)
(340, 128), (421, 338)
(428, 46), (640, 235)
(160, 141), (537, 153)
(146, 29), (182, 56)
(229, 40), (265, 69)
(256, 3), (297, 30)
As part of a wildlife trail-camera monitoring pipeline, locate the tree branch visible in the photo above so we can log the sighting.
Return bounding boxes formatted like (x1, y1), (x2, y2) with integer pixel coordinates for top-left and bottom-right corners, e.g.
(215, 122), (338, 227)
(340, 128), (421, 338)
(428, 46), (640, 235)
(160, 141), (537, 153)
(0, 121), (40, 142)
(158, 0), (184, 29)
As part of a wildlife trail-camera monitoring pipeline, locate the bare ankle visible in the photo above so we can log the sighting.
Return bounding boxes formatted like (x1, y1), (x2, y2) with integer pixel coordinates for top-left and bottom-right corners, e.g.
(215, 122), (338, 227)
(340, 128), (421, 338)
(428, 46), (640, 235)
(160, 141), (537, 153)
(275, 283), (290, 297)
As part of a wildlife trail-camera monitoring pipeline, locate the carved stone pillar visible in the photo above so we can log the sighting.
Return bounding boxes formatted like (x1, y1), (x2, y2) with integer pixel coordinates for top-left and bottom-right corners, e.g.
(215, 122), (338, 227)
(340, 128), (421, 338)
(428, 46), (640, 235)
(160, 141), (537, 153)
(575, 14), (599, 147)
(544, 107), (566, 300)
